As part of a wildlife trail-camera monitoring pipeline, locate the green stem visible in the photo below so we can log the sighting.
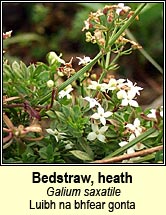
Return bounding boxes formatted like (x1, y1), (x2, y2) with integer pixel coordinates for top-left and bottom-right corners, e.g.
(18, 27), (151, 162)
(104, 127), (156, 159)
(110, 51), (121, 65)
(106, 51), (111, 68)
(108, 3), (147, 47)
(99, 3), (147, 83)
(108, 25), (119, 43)
(37, 51), (102, 104)
(99, 51), (110, 83)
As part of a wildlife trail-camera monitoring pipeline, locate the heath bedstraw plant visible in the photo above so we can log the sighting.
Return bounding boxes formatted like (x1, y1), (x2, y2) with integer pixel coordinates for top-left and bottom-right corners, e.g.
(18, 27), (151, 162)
(3, 3), (163, 164)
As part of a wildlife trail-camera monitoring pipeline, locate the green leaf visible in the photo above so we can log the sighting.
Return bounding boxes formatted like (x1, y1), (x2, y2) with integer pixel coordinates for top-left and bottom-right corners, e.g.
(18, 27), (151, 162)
(22, 147), (36, 163)
(3, 64), (13, 79)
(46, 144), (54, 160)
(143, 130), (159, 139)
(39, 145), (54, 162)
(133, 154), (155, 163)
(46, 110), (57, 119)
(62, 105), (70, 118)
(11, 61), (24, 79)
(55, 111), (66, 121)
(79, 139), (94, 159)
(14, 85), (30, 95)
(38, 147), (48, 159)
(155, 150), (163, 163)
(70, 150), (93, 161)
(106, 129), (118, 138)
(32, 64), (45, 79)
(20, 61), (29, 79)
(38, 70), (49, 81)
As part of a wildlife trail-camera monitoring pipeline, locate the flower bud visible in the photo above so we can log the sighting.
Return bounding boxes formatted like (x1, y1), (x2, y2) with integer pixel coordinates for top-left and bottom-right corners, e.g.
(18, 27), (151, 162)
(47, 51), (65, 65)
(47, 80), (54, 88)
(91, 74), (97, 80)
(85, 31), (92, 42)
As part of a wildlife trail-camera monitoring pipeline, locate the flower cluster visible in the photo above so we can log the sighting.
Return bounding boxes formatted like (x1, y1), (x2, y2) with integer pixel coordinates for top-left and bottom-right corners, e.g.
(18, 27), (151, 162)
(118, 118), (146, 163)
(82, 3), (141, 51)
(84, 76), (144, 143)
(87, 78), (143, 107)
(119, 118), (145, 152)
(84, 96), (112, 142)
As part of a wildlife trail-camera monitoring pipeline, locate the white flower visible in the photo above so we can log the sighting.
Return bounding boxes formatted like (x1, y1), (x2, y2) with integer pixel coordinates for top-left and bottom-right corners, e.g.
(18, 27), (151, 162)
(47, 80), (54, 88)
(46, 128), (66, 142)
(107, 78), (125, 91)
(88, 81), (107, 92)
(119, 118), (145, 163)
(125, 118), (143, 137)
(87, 124), (108, 142)
(119, 141), (135, 154)
(91, 106), (113, 125)
(84, 97), (100, 108)
(160, 106), (163, 118)
(117, 89), (139, 107)
(147, 106), (163, 119)
(147, 109), (157, 119)
(125, 79), (143, 96)
(107, 78), (117, 91)
(47, 51), (65, 65)
(82, 20), (91, 31)
(117, 89), (126, 99)
(116, 79), (143, 107)
(116, 3), (131, 15)
(76, 56), (92, 66)
(58, 85), (73, 99)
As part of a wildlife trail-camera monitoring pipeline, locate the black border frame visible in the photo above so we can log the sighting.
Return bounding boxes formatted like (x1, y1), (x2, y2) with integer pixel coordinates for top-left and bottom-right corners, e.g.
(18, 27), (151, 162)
(1, 0), (165, 166)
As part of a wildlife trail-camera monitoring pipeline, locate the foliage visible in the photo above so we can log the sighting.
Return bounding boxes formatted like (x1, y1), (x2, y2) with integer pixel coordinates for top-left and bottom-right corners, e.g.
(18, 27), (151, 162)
(3, 3), (163, 164)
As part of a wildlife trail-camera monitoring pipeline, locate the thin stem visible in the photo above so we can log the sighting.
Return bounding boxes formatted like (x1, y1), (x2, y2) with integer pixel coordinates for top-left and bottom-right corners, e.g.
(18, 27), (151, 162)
(110, 51), (121, 65)
(108, 3), (147, 47)
(3, 104), (24, 108)
(92, 145), (163, 163)
(104, 127), (157, 159)
(99, 69), (106, 84)
(98, 3), (147, 84)
(105, 51), (111, 68)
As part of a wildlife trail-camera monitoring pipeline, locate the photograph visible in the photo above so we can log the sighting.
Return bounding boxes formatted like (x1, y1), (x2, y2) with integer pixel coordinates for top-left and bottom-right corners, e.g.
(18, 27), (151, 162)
(2, 2), (164, 164)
